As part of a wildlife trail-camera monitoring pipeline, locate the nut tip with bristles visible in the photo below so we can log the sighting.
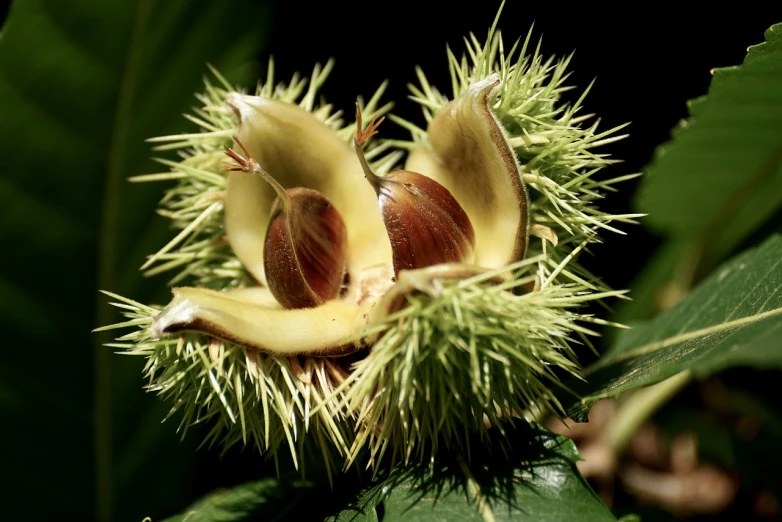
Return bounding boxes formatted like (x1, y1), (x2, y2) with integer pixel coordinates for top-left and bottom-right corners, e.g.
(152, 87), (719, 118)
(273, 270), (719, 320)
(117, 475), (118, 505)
(220, 136), (255, 173)
(354, 101), (385, 149)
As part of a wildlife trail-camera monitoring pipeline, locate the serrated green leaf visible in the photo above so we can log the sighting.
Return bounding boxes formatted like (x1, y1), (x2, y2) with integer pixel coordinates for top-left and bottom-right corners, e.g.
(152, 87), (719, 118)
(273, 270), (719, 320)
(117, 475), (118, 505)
(616, 23), (782, 324)
(0, 0), (268, 520)
(637, 22), (782, 257)
(568, 234), (782, 420)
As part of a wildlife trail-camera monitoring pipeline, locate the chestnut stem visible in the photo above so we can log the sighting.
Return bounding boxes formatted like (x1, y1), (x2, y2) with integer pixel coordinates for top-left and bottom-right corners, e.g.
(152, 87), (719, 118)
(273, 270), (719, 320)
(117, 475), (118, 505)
(223, 136), (291, 213)
(353, 102), (385, 194)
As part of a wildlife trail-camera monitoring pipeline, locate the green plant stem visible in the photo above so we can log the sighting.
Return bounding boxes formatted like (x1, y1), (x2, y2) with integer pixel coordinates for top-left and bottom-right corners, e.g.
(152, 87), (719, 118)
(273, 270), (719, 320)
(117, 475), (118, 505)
(606, 371), (692, 454)
(94, 1), (152, 521)
(457, 453), (495, 522)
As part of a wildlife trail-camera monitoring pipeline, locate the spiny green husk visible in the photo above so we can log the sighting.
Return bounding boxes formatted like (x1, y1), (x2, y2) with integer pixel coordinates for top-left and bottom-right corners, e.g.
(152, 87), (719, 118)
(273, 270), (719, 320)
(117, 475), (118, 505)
(399, 22), (640, 243)
(338, 256), (626, 467)
(396, 19), (641, 291)
(99, 17), (634, 473)
(98, 290), (354, 481)
(99, 256), (625, 474)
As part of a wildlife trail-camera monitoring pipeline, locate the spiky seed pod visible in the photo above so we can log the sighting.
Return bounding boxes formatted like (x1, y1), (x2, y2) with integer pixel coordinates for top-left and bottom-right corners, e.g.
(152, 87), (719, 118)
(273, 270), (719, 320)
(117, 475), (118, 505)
(223, 139), (348, 309)
(353, 107), (475, 275)
(98, 8), (638, 474)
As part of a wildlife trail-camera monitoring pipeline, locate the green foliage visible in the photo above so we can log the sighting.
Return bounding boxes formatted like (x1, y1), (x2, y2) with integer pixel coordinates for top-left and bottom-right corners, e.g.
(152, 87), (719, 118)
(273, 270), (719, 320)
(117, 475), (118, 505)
(0, 0), (270, 520)
(161, 479), (286, 522)
(165, 426), (617, 522)
(616, 23), (782, 325)
(363, 432), (616, 522)
(638, 23), (782, 255)
(569, 233), (782, 420)
(575, 15), (782, 410)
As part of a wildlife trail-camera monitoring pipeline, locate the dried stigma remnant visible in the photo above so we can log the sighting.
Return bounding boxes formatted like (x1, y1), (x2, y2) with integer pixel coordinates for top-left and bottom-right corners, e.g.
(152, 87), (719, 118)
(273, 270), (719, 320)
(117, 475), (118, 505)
(99, 6), (636, 472)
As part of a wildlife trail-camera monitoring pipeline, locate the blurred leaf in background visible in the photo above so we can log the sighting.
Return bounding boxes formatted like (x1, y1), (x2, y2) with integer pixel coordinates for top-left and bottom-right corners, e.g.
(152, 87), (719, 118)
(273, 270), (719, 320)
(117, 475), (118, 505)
(552, 22), (782, 520)
(0, 0), (270, 520)
(560, 24), (782, 451)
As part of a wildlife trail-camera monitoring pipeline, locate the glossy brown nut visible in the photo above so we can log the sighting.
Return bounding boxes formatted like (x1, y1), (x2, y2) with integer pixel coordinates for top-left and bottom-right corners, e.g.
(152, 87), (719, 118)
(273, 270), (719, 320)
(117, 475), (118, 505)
(264, 188), (348, 309)
(353, 107), (476, 276)
(375, 170), (475, 274)
(223, 139), (348, 310)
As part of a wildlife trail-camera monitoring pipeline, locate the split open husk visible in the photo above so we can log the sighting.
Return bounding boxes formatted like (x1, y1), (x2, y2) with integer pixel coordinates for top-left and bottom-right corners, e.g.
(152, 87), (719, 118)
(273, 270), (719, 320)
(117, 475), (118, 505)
(151, 75), (528, 354)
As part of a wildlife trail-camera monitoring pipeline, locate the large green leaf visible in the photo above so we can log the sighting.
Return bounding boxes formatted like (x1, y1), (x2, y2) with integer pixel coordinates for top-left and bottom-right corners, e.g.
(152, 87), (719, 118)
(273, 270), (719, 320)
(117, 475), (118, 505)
(0, 0), (269, 520)
(162, 426), (616, 522)
(638, 22), (782, 256)
(365, 432), (616, 522)
(615, 23), (782, 325)
(568, 234), (782, 420)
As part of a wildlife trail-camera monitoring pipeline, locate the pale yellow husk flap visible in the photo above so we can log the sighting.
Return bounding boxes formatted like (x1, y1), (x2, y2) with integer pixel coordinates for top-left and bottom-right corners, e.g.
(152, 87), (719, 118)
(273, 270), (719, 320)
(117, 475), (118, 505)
(150, 286), (372, 355)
